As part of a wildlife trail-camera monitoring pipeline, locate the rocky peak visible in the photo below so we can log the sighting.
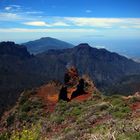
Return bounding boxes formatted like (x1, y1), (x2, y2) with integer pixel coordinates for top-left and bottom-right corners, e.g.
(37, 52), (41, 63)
(76, 43), (91, 48)
(60, 66), (97, 101)
(74, 43), (93, 54)
(64, 66), (79, 86)
(40, 37), (53, 40)
(0, 41), (31, 58)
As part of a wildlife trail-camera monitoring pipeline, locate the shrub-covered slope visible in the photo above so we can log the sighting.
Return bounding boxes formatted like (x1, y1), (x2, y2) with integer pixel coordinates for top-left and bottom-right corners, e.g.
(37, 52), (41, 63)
(0, 87), (140, 140)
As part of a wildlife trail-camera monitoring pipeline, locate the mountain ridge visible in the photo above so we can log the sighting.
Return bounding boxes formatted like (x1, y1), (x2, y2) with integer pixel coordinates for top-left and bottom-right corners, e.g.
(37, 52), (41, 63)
(0, 41), (140, 117)
(37, 43), (140, 88)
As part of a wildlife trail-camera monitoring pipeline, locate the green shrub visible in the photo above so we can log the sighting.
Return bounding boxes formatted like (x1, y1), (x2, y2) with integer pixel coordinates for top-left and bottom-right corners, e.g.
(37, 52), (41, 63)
(91, 124), (108, 135)
(106, 96), (131, 119)
(93, 91), (102, 100)
(56, 100), (69, 112)
(98, 103), (110, 111)
(63, 127), (72, 133)
(20, 101), (31, 112)
(19, 91), (31, 105)
(32, 99), (44, 109)
(19, 90), (37, 105)
(110, 105), (131, 119)
(0, 132), (10, 140)
(128, 132), (140, 140)
(19, 112), (29, 121)
(71, 107), (82, 116)
(128, 96), (140, 103)
(50, 115), (65, 124)
(10, 125), (40, 140)
(6, 113), (15, 126)
(111, 98), (124, 106)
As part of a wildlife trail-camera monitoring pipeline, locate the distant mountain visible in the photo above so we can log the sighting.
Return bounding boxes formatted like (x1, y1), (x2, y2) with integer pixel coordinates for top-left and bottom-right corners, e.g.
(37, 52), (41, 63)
(0, 42), (140, 116)
(22, 37), (74, 54)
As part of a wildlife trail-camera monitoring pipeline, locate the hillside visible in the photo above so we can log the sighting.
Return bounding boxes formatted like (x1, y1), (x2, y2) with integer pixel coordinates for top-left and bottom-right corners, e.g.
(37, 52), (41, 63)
(0, 81), (140, 140)
(0, 42), (46, 116)
(37, 43), (140, 89)
(0, 41), (140, 117)
(107, 74), (140, 95)
(22, 37), (74, 54)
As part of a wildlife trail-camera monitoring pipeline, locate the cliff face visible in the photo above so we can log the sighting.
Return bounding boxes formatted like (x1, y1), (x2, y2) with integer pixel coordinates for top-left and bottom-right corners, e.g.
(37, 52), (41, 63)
(0, 42), (31, 58)
(59, 66), (97, 101)
(0, 42), (40, 116)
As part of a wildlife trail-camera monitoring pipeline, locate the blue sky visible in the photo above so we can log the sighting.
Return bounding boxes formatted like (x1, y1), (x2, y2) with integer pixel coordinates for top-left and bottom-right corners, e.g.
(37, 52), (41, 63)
(0, 0), (140, 47)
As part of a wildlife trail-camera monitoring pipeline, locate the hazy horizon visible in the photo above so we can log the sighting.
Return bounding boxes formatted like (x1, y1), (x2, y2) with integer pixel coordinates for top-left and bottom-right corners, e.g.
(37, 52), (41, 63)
(0, 0), (140, 58)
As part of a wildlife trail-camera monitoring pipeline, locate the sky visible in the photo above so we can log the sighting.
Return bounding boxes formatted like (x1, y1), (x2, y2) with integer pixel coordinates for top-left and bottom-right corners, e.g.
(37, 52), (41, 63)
(0, 0), (140, 54)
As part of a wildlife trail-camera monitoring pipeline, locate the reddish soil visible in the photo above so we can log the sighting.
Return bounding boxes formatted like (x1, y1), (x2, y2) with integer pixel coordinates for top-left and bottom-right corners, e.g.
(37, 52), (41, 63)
(36, 83), (60, 113)
(72, 92), (92, 102)
(36, 83), (92, 113)
(131, 102), (140, 111)
(131, 102), (140, 118)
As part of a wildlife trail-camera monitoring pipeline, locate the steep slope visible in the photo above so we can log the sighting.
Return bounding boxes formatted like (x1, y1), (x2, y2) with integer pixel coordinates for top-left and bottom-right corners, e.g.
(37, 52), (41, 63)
(0, 86), (140, 140)
(22, 37), (74, 54)
(0, 42), (140, 117)
(107, 74), (140, 95)
(37, 43), (140, 89)
(0, 42), (47, 116)
(0, 42), (140, 139)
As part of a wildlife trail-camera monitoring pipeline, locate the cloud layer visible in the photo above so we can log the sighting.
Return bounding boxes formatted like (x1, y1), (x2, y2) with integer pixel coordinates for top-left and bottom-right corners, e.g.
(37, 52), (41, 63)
(0, 10), (140, 29)
(23, 21), (50, 26)
(0, 4), (140, 42)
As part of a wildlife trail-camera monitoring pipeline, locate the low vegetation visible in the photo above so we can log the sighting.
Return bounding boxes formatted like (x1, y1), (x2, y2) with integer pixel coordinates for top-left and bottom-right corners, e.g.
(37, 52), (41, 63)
(0, 90), (140, 140)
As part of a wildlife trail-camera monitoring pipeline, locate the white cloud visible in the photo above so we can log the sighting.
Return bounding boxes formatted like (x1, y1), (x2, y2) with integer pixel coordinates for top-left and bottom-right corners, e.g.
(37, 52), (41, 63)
(64, 17), (140, 28)
(23, 21), (70, 27)
(0, 12), (21, 21)
(0, 9), (140, 29)
(95, 45), (106, 49)
(5, 6), (12, 11)
(64, 17), (122, 27)
(52, 22), (70, 26)
(132, 25), (140, 28)
(85, 10), (92, 13)
(120, 26), (129, 29)
(0, 28), (97, 33)
(23, 21), (50, 26)
(10, 5), (21, 8)
(4, 5), (21, 11)
(26, 11), (43, 14)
